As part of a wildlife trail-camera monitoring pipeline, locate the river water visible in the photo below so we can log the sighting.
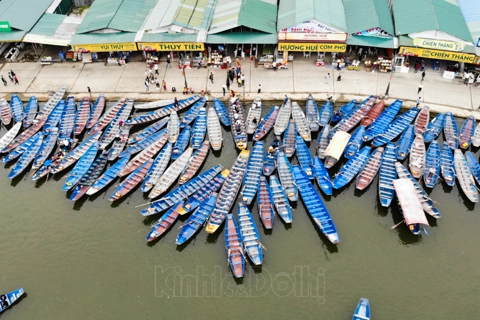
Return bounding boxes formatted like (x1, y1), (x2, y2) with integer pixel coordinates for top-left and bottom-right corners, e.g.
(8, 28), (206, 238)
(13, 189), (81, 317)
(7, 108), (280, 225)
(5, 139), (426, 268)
(0, 101), (479, 319)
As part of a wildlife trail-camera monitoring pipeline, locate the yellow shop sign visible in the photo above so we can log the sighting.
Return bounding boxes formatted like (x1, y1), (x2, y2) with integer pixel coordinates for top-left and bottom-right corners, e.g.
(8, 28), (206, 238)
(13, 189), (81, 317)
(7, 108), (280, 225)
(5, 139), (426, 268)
(412, 38), (465, 52)
(398, 46), (476, 63)
(72, 43), (137, 52)
(137, 42), (204, 51)
(278, 42), (346, 52)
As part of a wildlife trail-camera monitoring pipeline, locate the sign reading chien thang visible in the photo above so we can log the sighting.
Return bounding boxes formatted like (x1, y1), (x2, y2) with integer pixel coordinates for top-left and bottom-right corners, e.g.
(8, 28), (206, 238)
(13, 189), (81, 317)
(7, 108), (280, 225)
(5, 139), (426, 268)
(413, 38), (465, 52)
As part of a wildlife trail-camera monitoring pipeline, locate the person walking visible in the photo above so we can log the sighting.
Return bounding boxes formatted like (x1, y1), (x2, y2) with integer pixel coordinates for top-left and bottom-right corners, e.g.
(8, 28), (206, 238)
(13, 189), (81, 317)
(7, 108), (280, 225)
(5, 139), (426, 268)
(162, 80), (167, 92)
(241, 74), (245, 86)
(144, 69), (149, 81)
(87, 86), (92, 98)
(155, 78), (160, 90)
(421, 70), (426, 81)
(257, 84), (262, 94)
(417, 82), (423, 94)
(145, 80), (150, 92)
(174, 97), (179, 107)
(13, 75), (19, 85)
(154, 63), (159, 75)
(416, 97), (421, 107)
(324, 73), (330, 84)
(226, 78), (230, 91)
(1, 75), (7, 86)
(237, 76), (242, 87)
(8, 71), (13, 82)
(166, 55), (171, 68)
(222, 85), (226, 97)
(209, 72), (214, 84)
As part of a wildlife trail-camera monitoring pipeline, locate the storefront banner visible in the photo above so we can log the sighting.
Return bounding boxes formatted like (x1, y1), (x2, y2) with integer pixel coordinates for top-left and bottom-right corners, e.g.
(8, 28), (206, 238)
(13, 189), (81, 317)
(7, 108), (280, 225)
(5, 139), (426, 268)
(23, 34), (69, 46)
(398, 46), (477, 63)
(278, 42), (346, 52)
(351, 27), (393, 39)
(413, 38), (465, 51)
(137, 42), (204, 51)
(277, 32), (347, 42)
(72, 43), (137, 52)
(280, 20), (342, 34)
(0, 21), (11, 32)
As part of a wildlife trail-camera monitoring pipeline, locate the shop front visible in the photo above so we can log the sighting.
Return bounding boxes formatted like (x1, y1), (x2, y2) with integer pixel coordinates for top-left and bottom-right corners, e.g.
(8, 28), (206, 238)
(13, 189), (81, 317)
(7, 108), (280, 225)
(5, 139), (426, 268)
(137, 42), (205, 67)
(71, 43), (136, 64)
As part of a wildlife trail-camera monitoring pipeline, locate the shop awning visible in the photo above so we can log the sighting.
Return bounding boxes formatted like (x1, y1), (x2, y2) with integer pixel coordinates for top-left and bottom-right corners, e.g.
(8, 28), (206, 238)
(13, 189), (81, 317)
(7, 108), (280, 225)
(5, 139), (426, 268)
(70, 32), (137, 52)
(23, 14), (82, 46)
(0, 30), (26, 42)
(347, 35), (397, 49)
(207, 32), (277, 44)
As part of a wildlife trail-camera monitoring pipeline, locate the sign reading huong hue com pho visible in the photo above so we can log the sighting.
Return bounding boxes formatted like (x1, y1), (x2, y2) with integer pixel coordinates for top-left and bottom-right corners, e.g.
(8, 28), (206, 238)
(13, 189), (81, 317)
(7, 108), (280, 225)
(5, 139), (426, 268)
(0, 21), (11, 32)
(278, 43), (346, 52)
(413, 38), (465, 52)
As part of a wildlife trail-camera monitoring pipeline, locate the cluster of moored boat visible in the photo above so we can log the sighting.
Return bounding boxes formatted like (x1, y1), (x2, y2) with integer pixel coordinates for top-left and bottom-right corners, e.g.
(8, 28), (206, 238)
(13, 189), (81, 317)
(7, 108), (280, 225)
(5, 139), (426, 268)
(1, 85), (480, 280)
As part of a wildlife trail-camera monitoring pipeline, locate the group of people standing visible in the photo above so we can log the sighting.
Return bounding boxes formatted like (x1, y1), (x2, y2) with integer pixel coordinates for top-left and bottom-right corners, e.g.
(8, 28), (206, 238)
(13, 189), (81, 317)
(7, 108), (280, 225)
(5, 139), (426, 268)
(1, 70), (19, 86)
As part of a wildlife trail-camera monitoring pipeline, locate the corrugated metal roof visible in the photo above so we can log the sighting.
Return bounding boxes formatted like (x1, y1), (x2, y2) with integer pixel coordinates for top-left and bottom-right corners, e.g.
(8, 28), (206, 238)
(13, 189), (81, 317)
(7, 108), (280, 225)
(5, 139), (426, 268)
(28, 13), (65, 37)
(76, 0), (122, 33)
(391, 0), (472, 42)
(0, 0), (54, 31)
(0, 30), (26, 42)
(343, 0), (394, 36)
(207, 31), (278, 43)
(457, 0), (480, 54)
(24, 14), (82, 45)
(209, 0), (277, 34)
(141, 32), (199, 42)
(277, 0), (347, 32)
(70, 32), (136, 44)
(347, 35), (396, 48)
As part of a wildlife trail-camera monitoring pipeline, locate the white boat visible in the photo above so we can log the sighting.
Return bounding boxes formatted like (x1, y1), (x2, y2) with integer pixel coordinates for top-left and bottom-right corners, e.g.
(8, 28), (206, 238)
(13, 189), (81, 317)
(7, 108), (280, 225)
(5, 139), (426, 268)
(245, 97), (262, 134)
(324, 130), (350, 168)
(40, 84), (67, 116)
(472, 122), (480, 147)
(0, 122), (22, 150)
(454, 149), (478, 203)
(409, 135), (425, 178)
(207, 107), (223, 151)
(134, 99), (175, 110)
(393, 179), (429, 235)
(291, 101), (311, 141)
(274, 99), (292, 135)
(167, 111), (180, 143)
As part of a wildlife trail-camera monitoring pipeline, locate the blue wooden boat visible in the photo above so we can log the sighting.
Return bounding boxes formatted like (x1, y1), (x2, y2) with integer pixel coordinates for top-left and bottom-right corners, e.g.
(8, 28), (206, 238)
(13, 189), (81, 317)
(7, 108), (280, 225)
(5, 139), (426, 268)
(58, 96), (76, 140)
(356, 147), (384, 190)
(396, 124), (415, 160)
(172, 125), (191, 160)
(318, 99), (333, 127)
(0, 287), (25, 313)
(179, 141), (209, 184)
(168, 111), (182, 143)
(424, 140), (441, 189)
(191, 107), (207, 148)
(313, 156), (332, 195)
(141, 143), (172, 192)
(213, 97), (231, 126)
(9, 94), (25, 123)
(73, 97), (90, 136)
(316, 124), (331, 159)
(454, 149), (478, 203)
(238, 203), (263, 265)
(241, 141), (264, 205)
(331, 99), (356, 123)
(378, 143), (397, 207)
(258, 176), (275, 229)
(229, 98), (247, 149)
(23, 96), (38, 127)
(85, 156), (130, 197)
(146, 203), (182, 242)
(277, 151), (298, 201)
(109, 159), (152, 201)
(424, 113), (445, 143)
(363, 100), (402, 142)
(32, 128), (58, 170)
(142, 165), (224, 216)
(263, 137), (281, 176)
(344, 126), (365, 159)
(128, 118), (168, 145)
(125, 95), (200, 126)
(352, 298), (370, 320)
(440, 143), (455, 187)
(8, 133), (43, 179)
(253, 106), (279, 141)
(459, 115), (475, 149)
(120, 128), (167, 158)
(293, 165), (340, 244)
(395, 162), (441, 218)
(2, 133), (39, 163)
(466, 151), (480, 186)
(62, 142), (99, 191)
(176, 194), (218, 245)
(333, 146), (371, 189)
(444, 112), (458, 149)
(43, 100), (65, 133)
(98, 100), (133, 150)
(296, 135), (314, 179)
(86, 95), (105, 129)
(270, 175), (293, 223)
(179, 169), (229, 215)
(306, 94), (320, 131)
(206, 150), (249, 233)
(180, 97), (205, 128)
(108, 125), (130, 161)
(225, 213), (245, 278)
(283, 119), (297, 157)
(372, 107), (419, 147)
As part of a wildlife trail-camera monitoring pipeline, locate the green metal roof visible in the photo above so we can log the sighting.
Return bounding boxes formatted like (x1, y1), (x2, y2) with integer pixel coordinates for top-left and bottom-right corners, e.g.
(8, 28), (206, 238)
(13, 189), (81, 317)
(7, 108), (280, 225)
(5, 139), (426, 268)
(207, 31), (278, 44)
(70, 32), (136, 45)
(391, 0), (473, 42)
(28, 13), (65, 37)
(277, 0), (347, 32)
(0, 30), (26, 42)
(343, 0), (395, 36)
(209, 0), (277, 34)
(347, 35), (396, 48)
(0, 0), (54, 31)
(77, 0), (156, 33)
(141, 33), (199, 43)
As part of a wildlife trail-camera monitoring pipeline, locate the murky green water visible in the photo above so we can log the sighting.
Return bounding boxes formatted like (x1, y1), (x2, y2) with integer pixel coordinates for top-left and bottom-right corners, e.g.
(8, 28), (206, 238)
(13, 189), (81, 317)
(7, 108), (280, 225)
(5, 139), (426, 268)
(0, 101), (479, 319)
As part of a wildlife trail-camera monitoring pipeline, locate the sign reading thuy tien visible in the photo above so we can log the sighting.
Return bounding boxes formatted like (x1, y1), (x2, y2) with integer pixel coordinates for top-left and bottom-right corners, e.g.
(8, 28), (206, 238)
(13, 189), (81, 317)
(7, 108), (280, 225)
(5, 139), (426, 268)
(0, 21), (11, 32)
(278, 42), (346, 52)
(138, 43), (205, 51)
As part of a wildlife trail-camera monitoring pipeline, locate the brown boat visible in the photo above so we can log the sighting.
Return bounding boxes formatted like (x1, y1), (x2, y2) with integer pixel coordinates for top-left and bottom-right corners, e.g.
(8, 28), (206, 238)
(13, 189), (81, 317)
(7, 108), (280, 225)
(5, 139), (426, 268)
(414, 106), (430, 135)
(360, 100), (384, 127)
(459, 115), (475, 149)
(3, 117), (47, 153)
(258, 176), (275, 229)
(355, 147), (384, 190)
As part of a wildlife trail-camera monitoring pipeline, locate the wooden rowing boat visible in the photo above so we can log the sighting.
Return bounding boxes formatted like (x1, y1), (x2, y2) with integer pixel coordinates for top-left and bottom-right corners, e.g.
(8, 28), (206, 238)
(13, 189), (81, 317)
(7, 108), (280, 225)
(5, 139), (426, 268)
(424, 140), (440, 189)
(141, 143), (172, 192)
(443, 112), (458, 149)
(58, 96), (76, 141)
(258, 176), (275, 229)
(146, 203), (183, 242)
(51, 132), (101, 174)
(134, 98), (175, 110)
(277, 151), (298, 201)
(88, 98), (125, 135)
(39, 84), (66, 116)
(454, 149), (478, 203)
(98, 100), (132, 150)
(225, 213), (245, 278)
(396, 124), (415, 160)
(352, 298), (370, 320)
(356, 147), (384, 190)
(23, 96), (38, 127)
(238, 203), (263, 265)
(306, 94), (320, 131)
(440, 142), (455, 187)
(191, 107), (207, 148)
(109, 159), (152, 201)
(213, 97), (231, 126)
(409, 134), (425, 178)
(414, 106), (430, 135)
(85, 156), (130, 197)
(62, 142), (99, 191)
(120, 128), (167, 158)
(0, 122), (21, 151)
(253, 106), (279, 141)
(331, 96), (376, 137)
(0, 287), (25, 313)
(10, 94), (25, 123)
(270, 175), (293, 223)
(86, 95), (105, 129)
(378, 143), (397, 207)
(108, 125), (130, 161)
(68, 149), (109, 199)
(246, 97), (262, 134)
(229, 98), (247, 149)
(344, 125), (365, 159)
(318, 98), (333, 128)
(179, 141), (209, 184)
(372, 107), (419, 147)
(316, 124), (331, 159)
(0, 98), (12, 125)
(283, 119), (297, 157)
(313, 156), (332, 195)
(292, 101), (311, 141)
(296, 135), (315, 179)
(293, 165), (340, 244)
(331, 99), (356, 123)
(263, 137), (281, 176)
(32, 128), (58, 170)
(180, 97), (205, 128)
(2, 133), (42, 164)
(466, 151), (480, 186)
(172, 125), (191, 159)
(73, 97), (90, 136)
(472, 122), (480, 147)
(333, 146), (370, 189)
(167, 111), (180, 143)
(459, 115), (475, 149)
(31, 142), (78, 181)
(206, 150), (249, 234)
(8, 133), (43, 179)
(360, 100), (384, 127)
(274, 99), (292, 135)
(128, 118), (168, 145)
(324, 130), (350, 168)
(207, 107), (223, 151)
(424, 113), (445, 143)
(148, 147), (192, 198)
(43, 100), (65, 133)
(241, 141), (264, 205)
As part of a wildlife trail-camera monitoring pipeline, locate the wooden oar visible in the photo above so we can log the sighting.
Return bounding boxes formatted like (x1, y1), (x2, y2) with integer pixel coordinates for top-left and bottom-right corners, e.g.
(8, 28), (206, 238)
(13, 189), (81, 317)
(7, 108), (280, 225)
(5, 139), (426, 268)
(390, 220), (405, 230)
(422, 227), (429, 236)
